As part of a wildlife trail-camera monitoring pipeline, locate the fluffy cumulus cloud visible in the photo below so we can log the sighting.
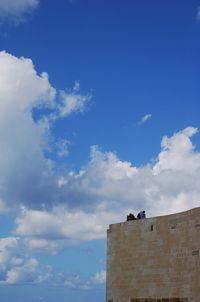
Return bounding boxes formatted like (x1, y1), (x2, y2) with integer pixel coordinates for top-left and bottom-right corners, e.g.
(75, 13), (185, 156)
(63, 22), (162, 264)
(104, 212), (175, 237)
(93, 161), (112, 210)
(12, 127), (200, 254)
(1, 50), (200, 264)
(0, 51), (56, 209)
(153, 127), (200, 174)
(0, 51), (90, 210)
(15, 206), (120, 252)
(1, 50), (200, 287)
(0, 237), (52, 284)
(54, 127), (200, 218)
(0, 0), (39, 22)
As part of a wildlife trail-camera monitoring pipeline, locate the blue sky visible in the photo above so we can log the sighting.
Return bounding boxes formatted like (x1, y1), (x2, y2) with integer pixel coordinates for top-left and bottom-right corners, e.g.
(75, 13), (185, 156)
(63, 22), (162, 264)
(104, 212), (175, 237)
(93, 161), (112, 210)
(0, 0), (200, 301)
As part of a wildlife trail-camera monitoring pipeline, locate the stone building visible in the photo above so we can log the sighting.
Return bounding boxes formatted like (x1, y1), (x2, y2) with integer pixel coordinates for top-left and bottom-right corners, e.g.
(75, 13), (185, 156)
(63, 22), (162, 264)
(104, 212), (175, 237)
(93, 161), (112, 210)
(106, 207), (200, 302)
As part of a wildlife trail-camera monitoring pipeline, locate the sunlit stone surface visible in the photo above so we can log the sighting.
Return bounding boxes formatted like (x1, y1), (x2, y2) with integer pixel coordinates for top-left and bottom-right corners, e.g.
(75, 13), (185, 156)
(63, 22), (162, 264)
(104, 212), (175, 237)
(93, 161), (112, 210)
(106, 208), (200, 302)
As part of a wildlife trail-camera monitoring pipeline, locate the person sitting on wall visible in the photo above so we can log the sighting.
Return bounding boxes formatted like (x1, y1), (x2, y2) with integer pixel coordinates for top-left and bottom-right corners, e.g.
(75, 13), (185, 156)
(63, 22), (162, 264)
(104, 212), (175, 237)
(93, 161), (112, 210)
(126, 213), (136, 221)
(137, 211), (146, 219)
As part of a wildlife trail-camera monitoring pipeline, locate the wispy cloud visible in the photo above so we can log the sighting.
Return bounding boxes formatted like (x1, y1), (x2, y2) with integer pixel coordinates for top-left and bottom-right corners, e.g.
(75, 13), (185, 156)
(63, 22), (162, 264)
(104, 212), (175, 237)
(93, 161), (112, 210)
(0, 0), (39, 23)
(138, 113), (152, 125)
(197, 6), (200, 21)
(57, 82), (92, 119)
(92, 270), (106, 284)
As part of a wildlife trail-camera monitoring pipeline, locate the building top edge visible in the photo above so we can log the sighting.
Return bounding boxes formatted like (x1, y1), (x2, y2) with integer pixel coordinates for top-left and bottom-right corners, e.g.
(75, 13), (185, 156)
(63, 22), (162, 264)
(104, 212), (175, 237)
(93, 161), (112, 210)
(108, 206), (200, 230)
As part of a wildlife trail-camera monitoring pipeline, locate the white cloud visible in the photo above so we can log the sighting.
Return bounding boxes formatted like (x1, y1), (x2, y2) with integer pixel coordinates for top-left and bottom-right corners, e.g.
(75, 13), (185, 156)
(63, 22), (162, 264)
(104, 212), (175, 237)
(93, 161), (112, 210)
(6, 258), (39, 284)
(153, 127), (200, 174)
(59, 127), (200, 217)
(0, 236), (104, 287)
(57, 82), (92, 118)
(0, 0), (39, 22)
(0, 237), (18, 268)
(138, 113), (152, 125)
(0, 51), (90, 210)
(92, 270), (106, 284)
(25, 238), (64, 255)
(60, 273), (84, 289)
(1, 52), (200, 255)
(13, 126), (200, 250)
(0, 51), (56, 209)
(0, 237), (53, 285)
(56, 139), (71, 158)
(15, 207), (120, 244)
(56, 270), (106, 290)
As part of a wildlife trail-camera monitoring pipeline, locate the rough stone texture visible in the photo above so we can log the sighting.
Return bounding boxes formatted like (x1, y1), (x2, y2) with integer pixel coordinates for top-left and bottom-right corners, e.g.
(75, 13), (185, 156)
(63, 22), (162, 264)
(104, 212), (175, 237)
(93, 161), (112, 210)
(106, 207), (200, 302)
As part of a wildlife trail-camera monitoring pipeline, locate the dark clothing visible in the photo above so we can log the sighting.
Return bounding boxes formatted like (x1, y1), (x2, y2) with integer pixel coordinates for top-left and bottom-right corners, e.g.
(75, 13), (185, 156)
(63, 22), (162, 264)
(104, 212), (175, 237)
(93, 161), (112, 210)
(137, 211), (146, 219)
(127, 213), (136, 221)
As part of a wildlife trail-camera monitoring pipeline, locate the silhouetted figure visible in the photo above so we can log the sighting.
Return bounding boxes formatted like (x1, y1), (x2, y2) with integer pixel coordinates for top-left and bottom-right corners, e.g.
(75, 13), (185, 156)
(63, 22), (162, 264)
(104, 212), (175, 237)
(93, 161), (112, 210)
(127, 213), (136, 221)
(137, 210), (146, 219)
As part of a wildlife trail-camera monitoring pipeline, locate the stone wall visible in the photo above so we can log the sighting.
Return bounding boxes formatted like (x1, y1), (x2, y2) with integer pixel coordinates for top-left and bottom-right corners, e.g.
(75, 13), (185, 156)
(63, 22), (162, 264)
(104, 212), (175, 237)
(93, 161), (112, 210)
(106, 207), (200, 302)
